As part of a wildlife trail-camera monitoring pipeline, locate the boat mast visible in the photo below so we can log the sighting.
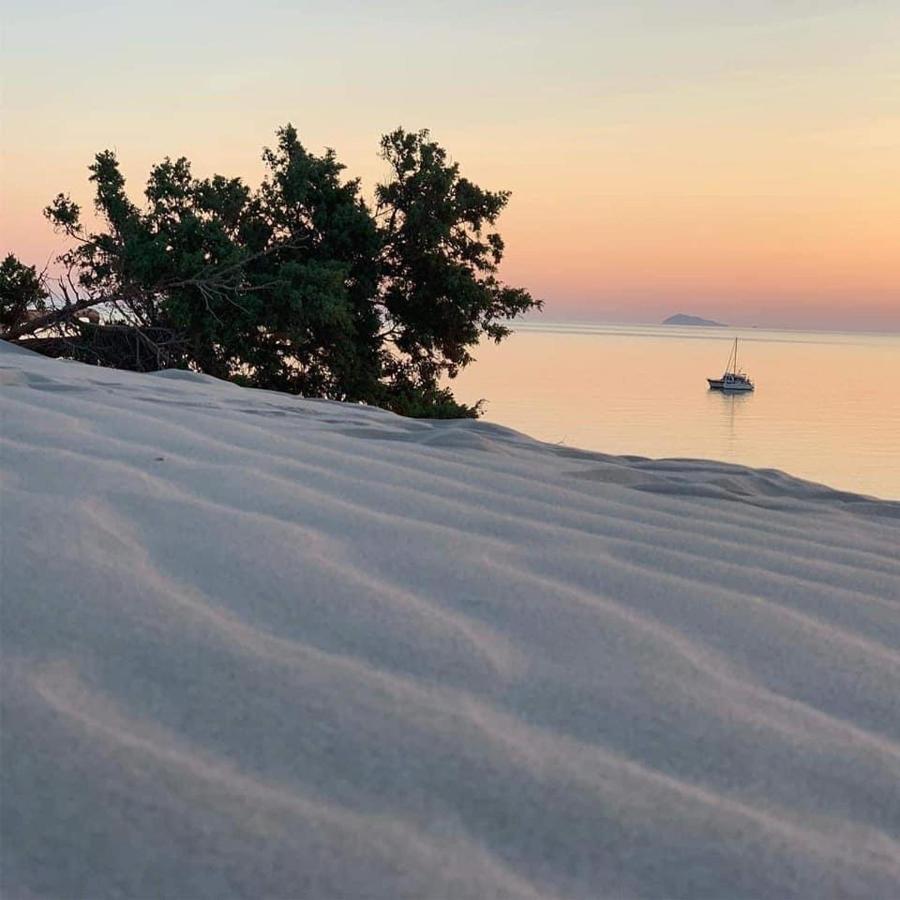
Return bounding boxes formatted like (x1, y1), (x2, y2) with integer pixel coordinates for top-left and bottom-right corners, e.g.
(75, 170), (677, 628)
(725, 337), (737, 375)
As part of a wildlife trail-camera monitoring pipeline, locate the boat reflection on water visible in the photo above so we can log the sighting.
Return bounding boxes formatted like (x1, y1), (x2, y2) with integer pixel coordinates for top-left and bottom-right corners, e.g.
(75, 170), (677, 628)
(708, 388), (753, 452)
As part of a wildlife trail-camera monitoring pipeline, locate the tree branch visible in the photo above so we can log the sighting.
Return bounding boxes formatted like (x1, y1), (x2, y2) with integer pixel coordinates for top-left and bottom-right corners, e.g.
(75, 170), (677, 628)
(2, 292), (109, 341)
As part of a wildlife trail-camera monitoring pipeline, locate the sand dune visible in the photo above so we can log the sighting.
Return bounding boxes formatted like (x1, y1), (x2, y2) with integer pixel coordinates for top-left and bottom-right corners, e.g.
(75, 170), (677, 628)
(2, 341), (899, 899)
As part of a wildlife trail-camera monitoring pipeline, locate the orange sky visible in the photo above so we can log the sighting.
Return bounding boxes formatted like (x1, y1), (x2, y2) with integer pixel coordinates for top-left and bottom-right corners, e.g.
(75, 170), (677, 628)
(2, 1), (899, 330)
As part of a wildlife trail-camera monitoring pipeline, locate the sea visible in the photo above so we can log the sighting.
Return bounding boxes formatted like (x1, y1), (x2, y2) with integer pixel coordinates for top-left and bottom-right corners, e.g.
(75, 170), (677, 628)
(451, 322), (900, 501)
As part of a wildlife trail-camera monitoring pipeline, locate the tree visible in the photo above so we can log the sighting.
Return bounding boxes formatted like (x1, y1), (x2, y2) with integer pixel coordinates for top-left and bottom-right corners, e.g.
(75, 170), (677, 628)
(4, 126), (540, 417)
(0, 254), (47, 333)
(245, 125), (383, 399)
(375, 128), (539, 415)
(38, 128), (383, 396)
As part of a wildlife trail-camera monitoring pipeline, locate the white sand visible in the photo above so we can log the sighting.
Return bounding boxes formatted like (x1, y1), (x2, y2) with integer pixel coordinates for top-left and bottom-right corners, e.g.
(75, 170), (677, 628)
(2, 340), (899, 899)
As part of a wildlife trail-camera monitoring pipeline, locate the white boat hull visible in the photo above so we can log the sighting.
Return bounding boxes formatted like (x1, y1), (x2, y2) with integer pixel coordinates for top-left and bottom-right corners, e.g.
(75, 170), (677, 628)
(708, 378), (754, 392)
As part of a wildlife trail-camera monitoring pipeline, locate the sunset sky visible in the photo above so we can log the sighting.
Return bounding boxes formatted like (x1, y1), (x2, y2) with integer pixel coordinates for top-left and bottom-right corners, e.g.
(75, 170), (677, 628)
(2, 0), (898, 330)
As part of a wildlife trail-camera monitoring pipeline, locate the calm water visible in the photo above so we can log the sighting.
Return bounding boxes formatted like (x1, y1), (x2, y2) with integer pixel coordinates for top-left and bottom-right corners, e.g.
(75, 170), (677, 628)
(452, 323), (900, 500)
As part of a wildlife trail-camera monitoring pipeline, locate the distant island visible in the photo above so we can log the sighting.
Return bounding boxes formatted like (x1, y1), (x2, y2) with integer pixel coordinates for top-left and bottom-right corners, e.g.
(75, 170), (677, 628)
(662, 313), (726, 327)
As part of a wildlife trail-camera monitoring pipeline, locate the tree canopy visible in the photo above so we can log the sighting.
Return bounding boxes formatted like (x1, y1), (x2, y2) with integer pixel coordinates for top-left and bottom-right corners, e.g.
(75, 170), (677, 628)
(3, 126), (540, 417)
(0, 254), (47, 332)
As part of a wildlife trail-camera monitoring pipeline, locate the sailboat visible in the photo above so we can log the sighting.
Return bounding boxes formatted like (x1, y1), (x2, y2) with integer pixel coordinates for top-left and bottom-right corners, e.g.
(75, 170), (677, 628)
(707, 338), (754, 391)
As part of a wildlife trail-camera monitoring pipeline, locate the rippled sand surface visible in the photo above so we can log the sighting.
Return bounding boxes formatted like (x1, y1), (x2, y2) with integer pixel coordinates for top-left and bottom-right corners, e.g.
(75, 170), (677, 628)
(2, 341), (899, 899)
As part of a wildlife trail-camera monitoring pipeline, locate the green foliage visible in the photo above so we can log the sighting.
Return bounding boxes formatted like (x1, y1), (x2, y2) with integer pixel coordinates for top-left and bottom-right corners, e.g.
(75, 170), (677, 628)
(376, 128), (540, 388)
(378, 377), (484, 419)
(33, 125), (540, 417)
(0, 254), (47, 331)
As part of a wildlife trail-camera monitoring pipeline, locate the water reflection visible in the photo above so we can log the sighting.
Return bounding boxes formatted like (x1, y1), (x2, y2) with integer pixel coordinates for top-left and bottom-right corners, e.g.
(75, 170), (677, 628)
(708, 389), (753, 454)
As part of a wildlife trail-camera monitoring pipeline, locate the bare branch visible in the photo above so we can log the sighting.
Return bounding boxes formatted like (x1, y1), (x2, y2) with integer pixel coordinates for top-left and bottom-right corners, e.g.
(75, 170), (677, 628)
(2, 294), (106, 341)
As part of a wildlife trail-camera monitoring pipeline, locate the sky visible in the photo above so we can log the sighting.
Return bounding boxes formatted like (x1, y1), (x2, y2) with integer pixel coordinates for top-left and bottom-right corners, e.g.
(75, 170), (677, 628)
(2, 0), (899, 331)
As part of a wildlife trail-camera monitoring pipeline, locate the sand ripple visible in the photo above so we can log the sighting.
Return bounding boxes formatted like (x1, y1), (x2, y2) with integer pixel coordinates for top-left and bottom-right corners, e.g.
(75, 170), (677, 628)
(2, 343), (899, 899)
